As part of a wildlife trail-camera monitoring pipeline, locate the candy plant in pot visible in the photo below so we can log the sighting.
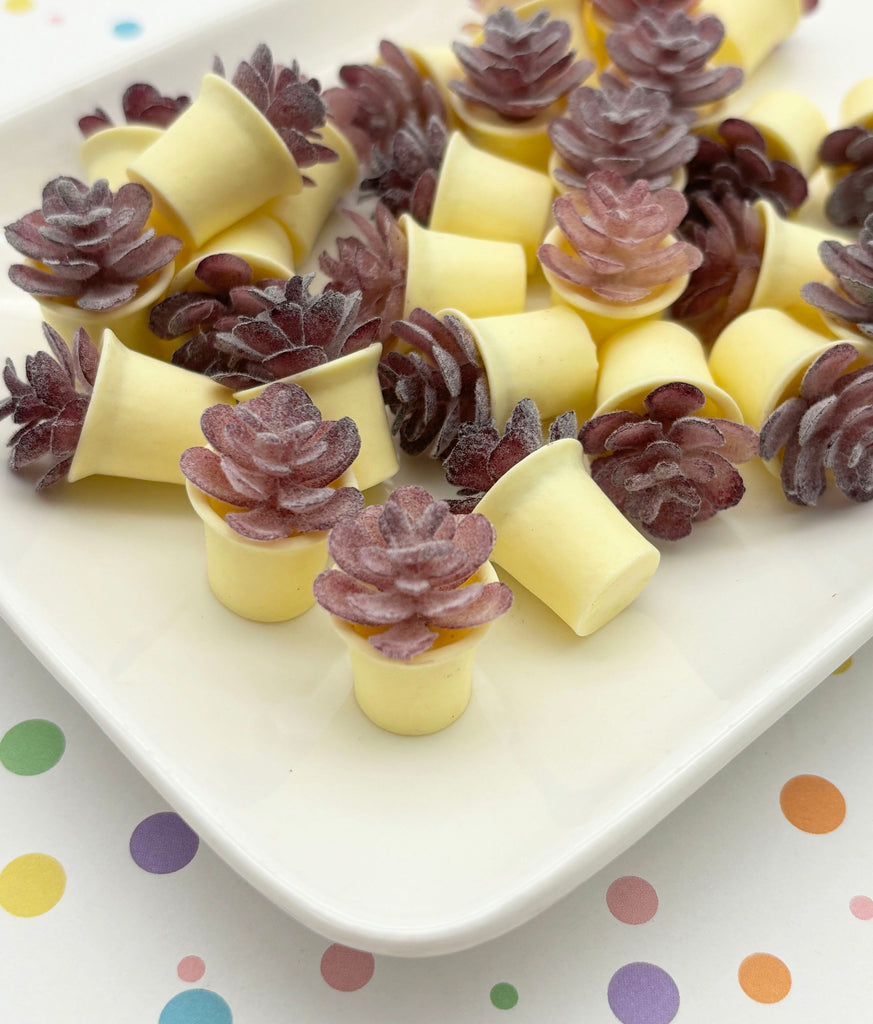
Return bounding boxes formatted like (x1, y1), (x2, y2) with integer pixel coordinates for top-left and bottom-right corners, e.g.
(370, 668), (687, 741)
(313, 484), (513, 735)
(181, 381), (364, 622)
(5, 176), (182, 357)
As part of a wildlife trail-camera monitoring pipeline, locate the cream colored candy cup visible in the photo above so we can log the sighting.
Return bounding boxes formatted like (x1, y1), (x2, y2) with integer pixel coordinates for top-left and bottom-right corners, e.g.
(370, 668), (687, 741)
(700, 0), (802, 75)
(234, 343), (397, 492)
(186, 481), (328, 623)
(741, 92), (828, 178)
(128, 74), (302, 248)
(264, 121), (359, 265)
(429, 131), (554, 274)
(709, 308), (873, 435)
(79, 125), (163, 189)
(443, 305), (597, 426)
(400, 213), (526, 318)
(540, 225), (690, 345)
(329, 562), (500, 736)
(594, 320), (742, 420)
(37, 261), (174, 360)
(448, 93), (555, 171)
(475, 439), (660, 637)
(68, 328), (234, 485)
(170, 213), (295, 294)
(840, 76), (873, 130)
(747, 200), (833, 320)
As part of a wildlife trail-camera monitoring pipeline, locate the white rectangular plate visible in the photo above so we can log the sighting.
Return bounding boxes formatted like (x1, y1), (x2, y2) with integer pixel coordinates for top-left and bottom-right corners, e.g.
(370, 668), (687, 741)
(0, 0), (869, 958)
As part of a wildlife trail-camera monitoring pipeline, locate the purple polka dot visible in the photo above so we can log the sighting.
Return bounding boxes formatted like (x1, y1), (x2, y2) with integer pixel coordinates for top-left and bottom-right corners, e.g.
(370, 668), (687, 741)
(129, 812), (199, 874)
(608, 962), (680, 1024)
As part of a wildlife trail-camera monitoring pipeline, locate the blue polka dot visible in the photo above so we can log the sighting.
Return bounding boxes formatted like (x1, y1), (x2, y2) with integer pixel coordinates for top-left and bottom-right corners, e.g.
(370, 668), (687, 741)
(113, 20), (143, 39)
(158, 989), (232, 1024)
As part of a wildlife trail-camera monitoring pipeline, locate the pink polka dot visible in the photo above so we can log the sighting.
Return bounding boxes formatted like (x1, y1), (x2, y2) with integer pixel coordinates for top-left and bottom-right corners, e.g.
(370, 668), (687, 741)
(177, 955), (206, 982)
(606, 875), (659, 925)
(850, 896), (873, 920)
(320, 944), (375, 991)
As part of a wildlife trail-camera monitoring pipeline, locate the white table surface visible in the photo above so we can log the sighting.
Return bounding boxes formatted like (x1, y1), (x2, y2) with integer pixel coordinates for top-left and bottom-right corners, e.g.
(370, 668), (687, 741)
(3, 1), (873, 1022)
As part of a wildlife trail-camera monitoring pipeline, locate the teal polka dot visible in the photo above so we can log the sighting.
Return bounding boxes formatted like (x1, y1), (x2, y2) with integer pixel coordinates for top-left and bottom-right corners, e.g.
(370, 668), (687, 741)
(159, 989), (232, 1024)
(113, 20), (143, 39)
(0, 719), (65, 775)
(490, 982), (518, 1009)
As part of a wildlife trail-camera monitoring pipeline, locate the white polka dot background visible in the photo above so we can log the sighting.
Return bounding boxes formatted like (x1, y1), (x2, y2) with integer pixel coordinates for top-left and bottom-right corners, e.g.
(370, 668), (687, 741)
(2, 0), (873, 1021)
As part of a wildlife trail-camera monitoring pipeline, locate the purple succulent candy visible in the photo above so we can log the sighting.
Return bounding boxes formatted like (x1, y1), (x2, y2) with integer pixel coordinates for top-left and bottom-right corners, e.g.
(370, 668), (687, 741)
(0, 323), (99, 490)
(180, 381), (364, 541)
(759, 343), (873, 505)
(6, 176), (182, 312)
(443, 398), (577, 512)
(580, 382), (759, 540)
(313, 484), (513, 660)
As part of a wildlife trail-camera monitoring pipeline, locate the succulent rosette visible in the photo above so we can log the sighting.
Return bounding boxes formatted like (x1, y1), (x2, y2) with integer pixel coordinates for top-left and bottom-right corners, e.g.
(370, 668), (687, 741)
(180, 381), (363, 540)
(78, 82), (190, 136)
(451, 7), (593, 121)
(605, 7), (743, 109)
(5, 176), (182, 312)
(0, 323), (98, 490)
(538, 170), (701, 303)
(379, 308), (491, 458)
(215, 44), (336, 184)
(673, 193), (765, 344)
(171, 273), (379, 390)
(325, 40), (448, 221)
(324, 39), (445, 164)
(313, 484), (513, 660)
(819, 126), (873, 229)
(759, 343), (873, 506)
(443, 398), (577, 512)
(684, 119), (808, 219)
(149, 254), (283, 344)
(549, 73), (698, 191)
(579, 382), (759, 540)
(801, 216), (873, 338)
(319, 203), (408, 344)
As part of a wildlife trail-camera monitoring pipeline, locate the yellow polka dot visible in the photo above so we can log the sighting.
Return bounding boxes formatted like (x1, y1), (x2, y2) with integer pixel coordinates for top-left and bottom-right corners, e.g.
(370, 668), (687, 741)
(0, 854), (66, 917)
(5, 0), (35, 13)
(738, 953), (791, 1003)
(832, 657), (853, 675)
(780, 774), (846, 834)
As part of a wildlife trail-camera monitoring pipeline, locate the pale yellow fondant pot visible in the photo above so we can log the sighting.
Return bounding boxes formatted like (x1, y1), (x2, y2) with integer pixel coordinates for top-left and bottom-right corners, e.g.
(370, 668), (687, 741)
(840, 76), (873, 130)
(594, 320), (742, 420)
(37, 261), (175, 360)
(328, 563), (499, 735)
(741, 91), (827, 178)
(78, 125), (163, 189)
(264, 121), (359, 264)
(747, 200), (834, 322)
(701, 0), (802, 75)
(186, 481), (331, 622)
(400, 214), (527, 318)
(444, 305), (598, 425)
(429, 131), (554, 273)
(68, 328), (234, 485)
(540, 225), (690, 344)
(709, 308), (873, 433)
(128, 73), (302, 248)
(475, 439), (660, 636)
(448, 93), (556, 171)
(234, 343), (398, 492)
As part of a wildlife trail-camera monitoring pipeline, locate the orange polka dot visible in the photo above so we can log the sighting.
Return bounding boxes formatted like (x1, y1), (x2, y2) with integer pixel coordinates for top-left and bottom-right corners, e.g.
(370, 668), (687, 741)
(779, 774), (846, 834)
(738, 953), (791, 1003)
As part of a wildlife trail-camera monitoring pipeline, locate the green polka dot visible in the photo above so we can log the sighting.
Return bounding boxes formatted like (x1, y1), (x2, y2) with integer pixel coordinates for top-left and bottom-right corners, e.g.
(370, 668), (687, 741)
(490, 982), (518, 1010)
(0, 720), (65, 775)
